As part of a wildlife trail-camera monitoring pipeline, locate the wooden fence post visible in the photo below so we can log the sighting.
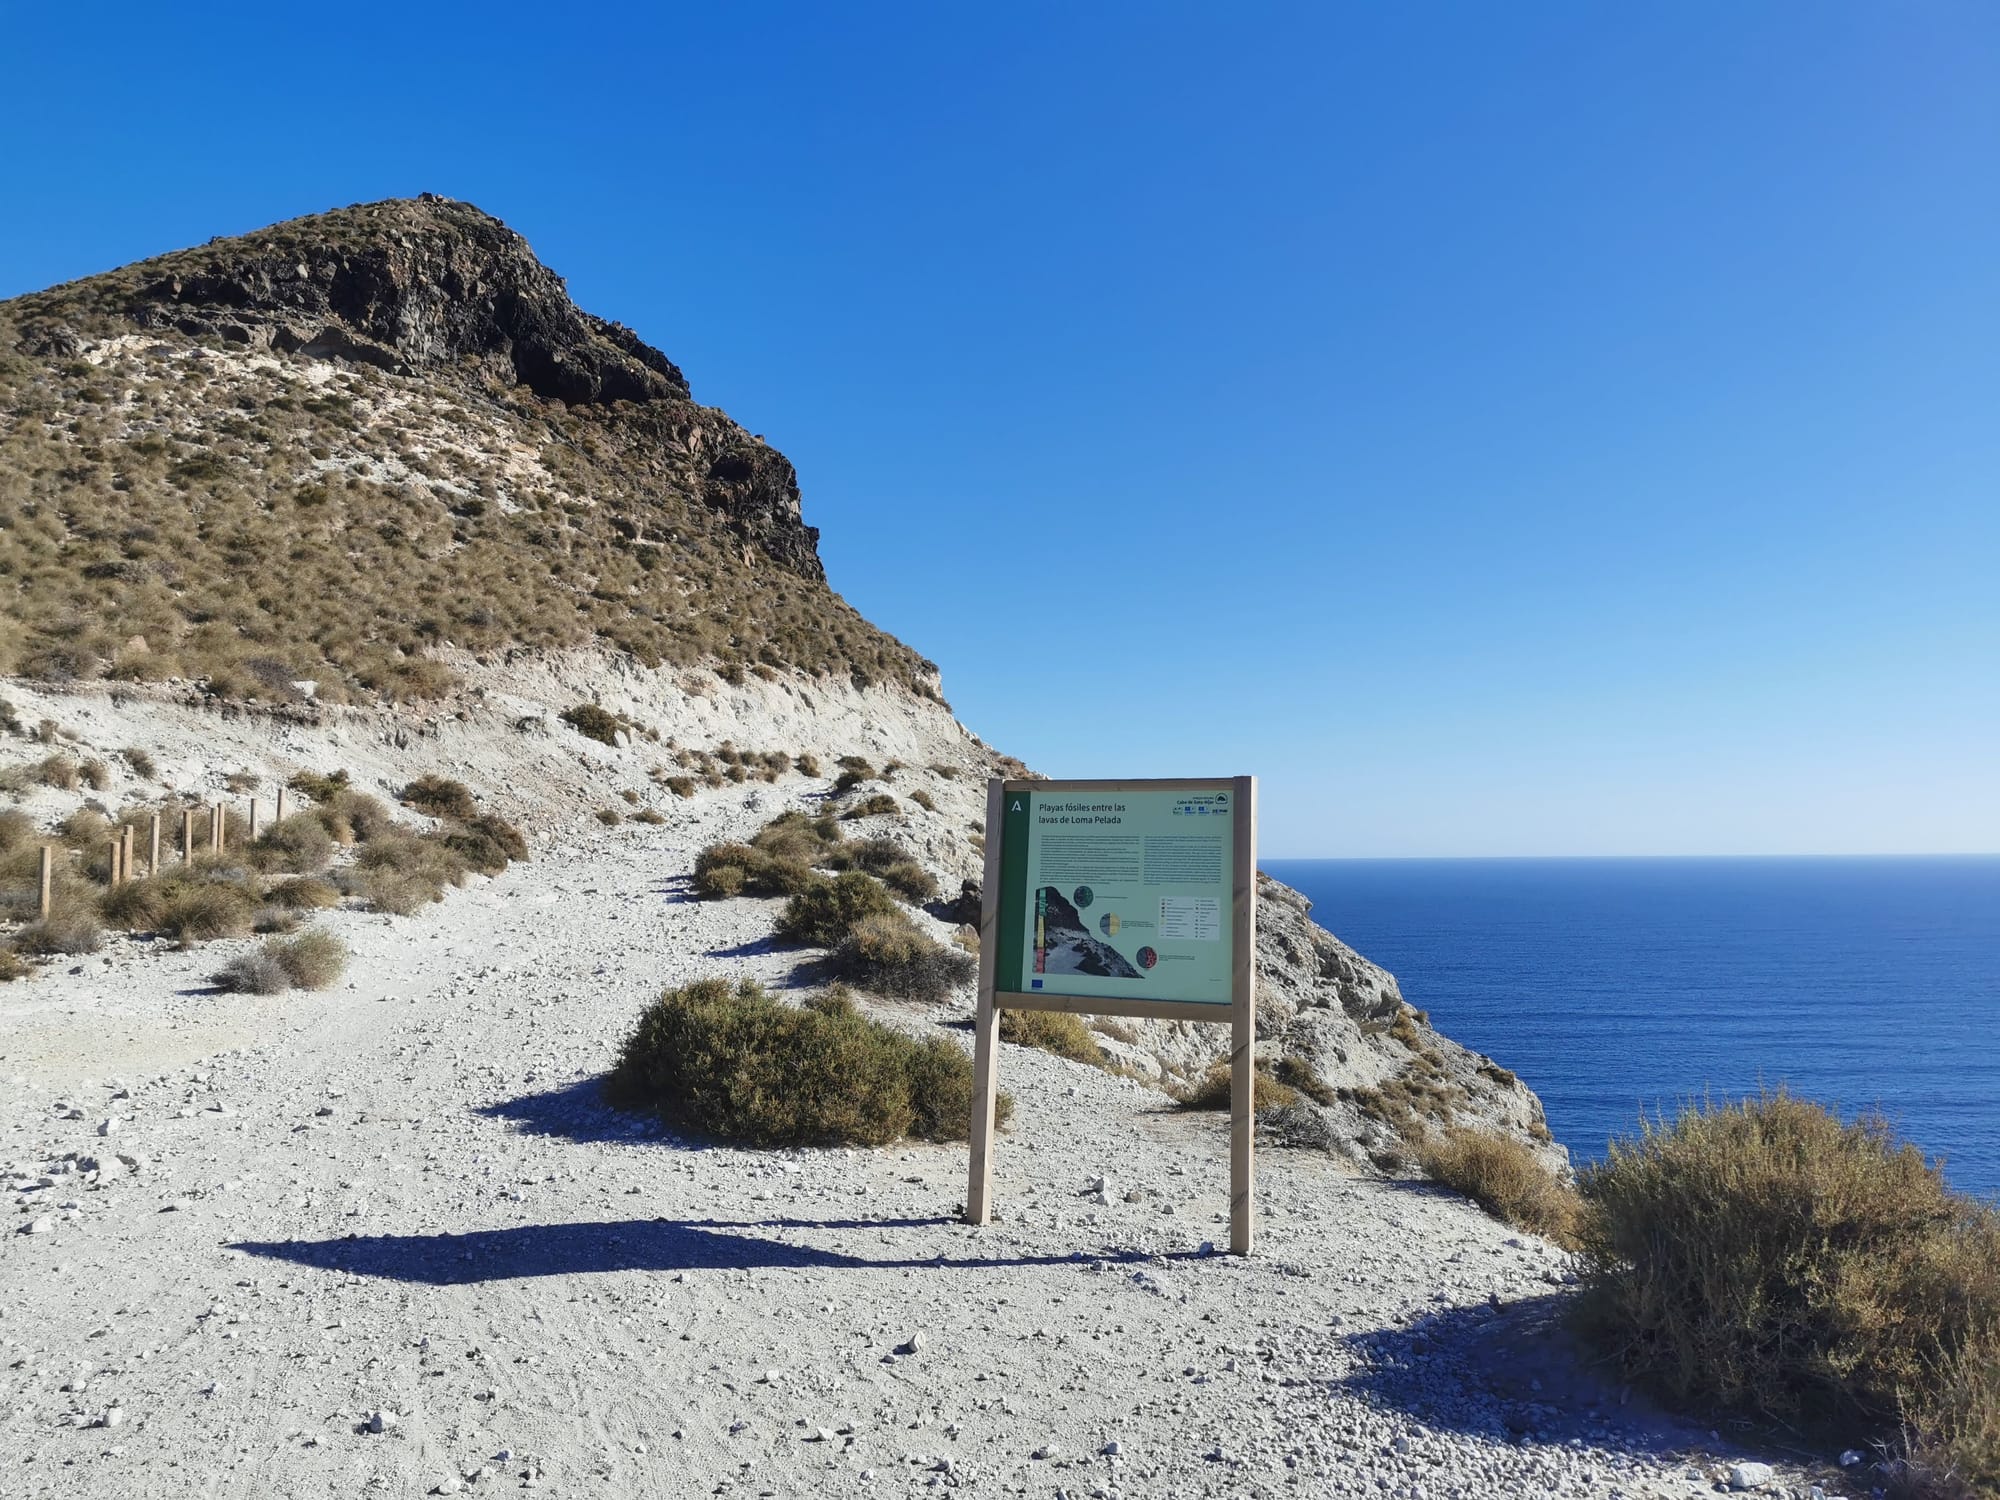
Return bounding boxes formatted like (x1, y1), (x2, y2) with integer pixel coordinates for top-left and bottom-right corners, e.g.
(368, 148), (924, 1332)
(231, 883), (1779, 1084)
(248, 796), (260, 843)
(39, 845), (53, 918)
(182, 808), (196, 862)
(108, 838), (123, 887)
(149, 813), (160, 877)
(211, 802), (223, 854)
(275, 786), (286, 824)
(121, 824), (135, 883)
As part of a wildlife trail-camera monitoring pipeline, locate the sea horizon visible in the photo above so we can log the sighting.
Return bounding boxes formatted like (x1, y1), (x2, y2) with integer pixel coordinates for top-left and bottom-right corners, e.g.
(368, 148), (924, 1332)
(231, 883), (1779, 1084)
(1263, 853), (2000, 1201)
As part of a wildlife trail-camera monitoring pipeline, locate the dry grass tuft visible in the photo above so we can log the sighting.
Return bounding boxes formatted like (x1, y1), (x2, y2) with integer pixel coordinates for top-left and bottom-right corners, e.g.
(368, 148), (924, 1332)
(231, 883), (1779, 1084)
(15, 892), (104, 955)
(1421, 1127), (1580, 1247)
(267, 929), (347, 989)
(607, 977), (1007, 1147)
(211, 949), (290, 994)
(1176, 1061), (1298, 1113)
(157, 882), (255, 946)
(999, 1009), (1107, 1067)
(264, 876), (339, 910)
(776, 871), (899, 947)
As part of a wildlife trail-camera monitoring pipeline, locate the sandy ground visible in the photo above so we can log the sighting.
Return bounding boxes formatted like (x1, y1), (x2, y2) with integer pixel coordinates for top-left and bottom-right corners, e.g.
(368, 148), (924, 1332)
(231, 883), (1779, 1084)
(0, 770), (1801, 1500)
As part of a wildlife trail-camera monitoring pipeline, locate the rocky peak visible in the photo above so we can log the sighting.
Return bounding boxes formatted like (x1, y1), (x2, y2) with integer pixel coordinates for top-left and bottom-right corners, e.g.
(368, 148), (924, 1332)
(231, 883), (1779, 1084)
(38, 195), (688, 407)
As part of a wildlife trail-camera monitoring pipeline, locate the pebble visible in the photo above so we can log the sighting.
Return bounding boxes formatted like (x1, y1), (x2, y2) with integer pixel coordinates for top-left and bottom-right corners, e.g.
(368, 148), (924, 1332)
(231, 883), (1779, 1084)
(19, 1216), (54, 1235)
(895, 1331), (925, 1356)
(1729, 1462), (1775, 1490)
(366, 1410), (398, 1434)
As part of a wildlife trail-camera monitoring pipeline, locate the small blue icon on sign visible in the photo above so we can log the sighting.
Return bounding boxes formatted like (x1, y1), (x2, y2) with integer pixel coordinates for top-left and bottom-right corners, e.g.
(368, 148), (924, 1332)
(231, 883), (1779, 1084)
(1031, 979), (1044, 989)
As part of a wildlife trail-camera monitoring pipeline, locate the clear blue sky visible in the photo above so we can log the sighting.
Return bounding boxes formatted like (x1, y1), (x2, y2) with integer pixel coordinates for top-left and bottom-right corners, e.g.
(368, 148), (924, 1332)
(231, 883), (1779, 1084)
(5, 4), (1995, 856)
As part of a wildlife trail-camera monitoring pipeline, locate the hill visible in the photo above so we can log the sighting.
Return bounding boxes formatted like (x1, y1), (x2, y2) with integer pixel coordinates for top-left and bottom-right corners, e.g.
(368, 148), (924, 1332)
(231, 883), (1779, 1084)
(0, 195), (933, 703)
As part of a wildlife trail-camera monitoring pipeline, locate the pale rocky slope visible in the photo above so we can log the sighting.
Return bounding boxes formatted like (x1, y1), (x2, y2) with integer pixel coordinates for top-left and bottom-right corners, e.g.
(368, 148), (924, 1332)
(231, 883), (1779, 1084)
(0, 676), (1784, 1499)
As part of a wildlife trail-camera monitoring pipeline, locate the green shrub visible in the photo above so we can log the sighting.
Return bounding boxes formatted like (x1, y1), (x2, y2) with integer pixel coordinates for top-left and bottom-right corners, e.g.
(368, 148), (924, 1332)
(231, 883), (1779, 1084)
(999, 1009), (1107, 1067)
(212, 949), (289, 994)
(1272, 1054), (1340, 1106)
(311, 789), (394, 845)
(1576, 1091), (2000, 1490)
(158, 882), (254, 946)
(1176, 1061), (1298, 1113)
(561, 703), (624, 746)
(15, 893), (104, 955)
(832, 912), (977, 1003)
(777, 871), (899, 947)
(268, 929), (347, 989)
(353, 830), (465, 911)
(878, 860), (938, 904)
(251, 813), (335, 874)
(400, 775), (478, 820)
(356, 866), (441, 915)
(693, 840), (817, 899)
(264, 876), (339, 910)
(607, 977), (1007, 1146)
(1421, 1127), (1579, 1247)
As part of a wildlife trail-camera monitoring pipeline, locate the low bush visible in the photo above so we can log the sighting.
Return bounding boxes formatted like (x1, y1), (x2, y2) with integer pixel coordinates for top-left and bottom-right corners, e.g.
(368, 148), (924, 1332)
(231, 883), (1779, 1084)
(0, 946), (27, 982)
(1176, 1061), (1298, 1113)
(15, 893), (104, 955)
(58, 808), (111, 851)
(400, 775), (479, 821)
(607, 977), (1007, 1146)
(79, 758), (111, 791)
(123, 747), (157, 779)
(251, 814), (335, 874)
(795, 753), (821, 777)
(254, 906), (302, 934)
(1575, 1092), (2000, 1492)
(632, 807), (667, 825)
(0, 808), (34, 852)
(353, 830), (466, 912)
(832, 912), (977, 1003)
(909, 789), (937, 812)
(692, 840), (817, 899)
(561, 703), (624, 746)
(595, 808), (623, 826)
(264, 876), (339, 910)
(268, 929), (347, 989)
(440, 813), (528, 875)
(664, 775), (696, 798)
(311, 789), (394, 845)
(878, 860), (938, 904)
(1421, 1128), (1580, 1247)
(999, 1009), (1107, 1066)
(158, 882), (255, 946)
(212, 949), (290, 994)
(287, 769), (350, 803)
(34, 755), (81, 790)
(777, 871), (899, 946)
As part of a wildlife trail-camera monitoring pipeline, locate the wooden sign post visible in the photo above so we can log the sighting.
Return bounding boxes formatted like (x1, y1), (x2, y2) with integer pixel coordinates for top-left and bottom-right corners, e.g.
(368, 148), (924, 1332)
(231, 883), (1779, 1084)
(39, 846), (53, 918)
(967, 776), (1258, 1254)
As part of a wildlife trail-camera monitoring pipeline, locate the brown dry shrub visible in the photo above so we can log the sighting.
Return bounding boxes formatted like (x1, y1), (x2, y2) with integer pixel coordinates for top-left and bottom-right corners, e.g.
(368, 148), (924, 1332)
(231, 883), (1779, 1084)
(832, 912), (977, 1003)
(399, 775), (478, 820)
(158, 882), (255, 946)
(268, 929), (347, 989)
(264, 876), (339, 910)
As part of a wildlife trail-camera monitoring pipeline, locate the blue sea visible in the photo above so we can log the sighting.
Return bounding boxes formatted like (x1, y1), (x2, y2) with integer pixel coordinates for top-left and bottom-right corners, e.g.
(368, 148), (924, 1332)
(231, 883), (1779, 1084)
(1261, 857), (2000, 1201)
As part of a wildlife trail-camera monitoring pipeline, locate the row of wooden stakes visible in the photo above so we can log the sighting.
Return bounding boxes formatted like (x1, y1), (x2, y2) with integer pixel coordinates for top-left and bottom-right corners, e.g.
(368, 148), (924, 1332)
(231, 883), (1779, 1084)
(33, 787), (296, 920)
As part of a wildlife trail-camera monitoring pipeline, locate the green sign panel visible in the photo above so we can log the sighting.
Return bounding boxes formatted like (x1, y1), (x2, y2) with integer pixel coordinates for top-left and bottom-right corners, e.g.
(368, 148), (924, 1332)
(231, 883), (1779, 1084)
(995, 786), (1236, 1006)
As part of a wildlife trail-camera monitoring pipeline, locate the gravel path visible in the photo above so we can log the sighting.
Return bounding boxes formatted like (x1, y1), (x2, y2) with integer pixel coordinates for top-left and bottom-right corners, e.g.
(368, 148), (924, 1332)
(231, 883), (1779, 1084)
(1, 784), (1783, 1499)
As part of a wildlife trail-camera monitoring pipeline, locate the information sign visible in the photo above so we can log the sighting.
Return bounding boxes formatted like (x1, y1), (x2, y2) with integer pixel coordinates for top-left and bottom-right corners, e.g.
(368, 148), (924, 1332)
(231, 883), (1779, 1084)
(965, 776), (1258, 1253)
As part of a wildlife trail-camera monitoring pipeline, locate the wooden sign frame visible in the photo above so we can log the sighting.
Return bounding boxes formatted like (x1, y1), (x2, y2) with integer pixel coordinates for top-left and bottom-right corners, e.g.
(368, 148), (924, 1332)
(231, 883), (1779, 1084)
(965, 775), (1258, 1254)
